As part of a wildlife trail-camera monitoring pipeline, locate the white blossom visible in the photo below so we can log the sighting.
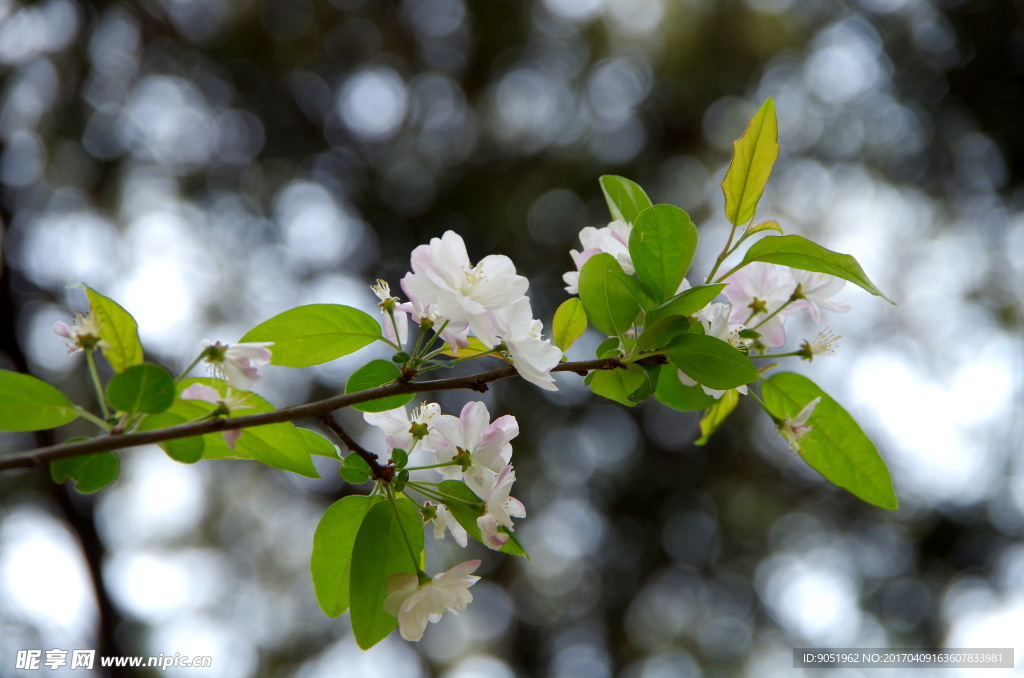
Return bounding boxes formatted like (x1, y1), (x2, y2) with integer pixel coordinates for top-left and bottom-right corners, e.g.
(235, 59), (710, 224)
(383, 560), (481, 641)
(427, 503), (468, 547)
(789, 270), (851, 324)
(401, 230), (528, 348)
(563, 219), (633, 294)
(497, 297), (562, 392)
(200, 340), (273, 391)
(363, 402), (445, 455)
(371, 279), (409, 345)
(53, 312), (106, 354)
(476, 464), (526, 550)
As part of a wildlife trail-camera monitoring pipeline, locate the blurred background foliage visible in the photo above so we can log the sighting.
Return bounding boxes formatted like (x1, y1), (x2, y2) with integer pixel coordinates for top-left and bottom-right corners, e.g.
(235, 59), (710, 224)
(1, 0), (1023, 676)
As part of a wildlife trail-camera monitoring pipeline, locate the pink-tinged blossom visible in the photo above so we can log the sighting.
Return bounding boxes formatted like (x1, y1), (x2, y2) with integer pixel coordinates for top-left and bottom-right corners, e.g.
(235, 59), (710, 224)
(723, 262), (796, 348)
(400, 230), (528, 348)
(180, 383), (254, 450)
(562, 247), (599, 295)
(200, 340), (273, 391)
(789, 270), (852, 324)
(563, 219), (633, 294)
(677, 303), (749, 399)
(371, 280), (409, 345)
(497, 297), (562, 392)
(476, 465), (526, 550)
(363, 403), (445, 455)
(53, 312), (105, 354)
(778, 397), (821, 453)
(384, 560), (481, 641)
(433, 401), (518, 495)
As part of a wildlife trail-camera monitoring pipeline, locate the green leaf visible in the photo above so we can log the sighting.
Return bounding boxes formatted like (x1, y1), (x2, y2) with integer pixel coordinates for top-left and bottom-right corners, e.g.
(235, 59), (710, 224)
(594, 337), (621, 359)
(241, 304), (382, 367)
(578, 253), (640, 338)
(154, 379), (320, 477)
(552, 298), (588, 352)
(636, 316), (691, 353)
(746, 220), (782, 236)
(664, 334), (758, 390)
(302, 428), (341, 459)
(0, 370), (79, 431)
(438, 479), (484, 536)
(647, 284), (727, 325)
(589, 364), (647, 406)
(162, 436), (204, 464)
(629, 205), (698, 302)
(311, 495), (381, 617)
(391, 448), (408, 469)
(497, 526), (529, 559)
(350, 497), (424, 649)
(136, 410), (205, 463)
(739, 235), (895, 303)
(438, 480), (528, 558)
(50, 452), (119, 493)
(345, 360), (413, 413)
(599, 175), (653, 225)
(721, 97), (779, 226)
(696, 389), (740, 445)
(225, 422), (321, 478)
(761, 372), (897, 510)
(340, 453), (373, 485)
(106, 363), (175, 414)
(626, 363), (660, 403)
(654, 364), (719, 412)
(613, 272), (659, 311)
(75, 284), (144, 373)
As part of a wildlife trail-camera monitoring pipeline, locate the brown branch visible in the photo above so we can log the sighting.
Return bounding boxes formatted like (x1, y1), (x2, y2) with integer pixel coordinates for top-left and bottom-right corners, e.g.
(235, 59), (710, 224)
(319, 414), (388, 479)
(0, 357), (625, 472)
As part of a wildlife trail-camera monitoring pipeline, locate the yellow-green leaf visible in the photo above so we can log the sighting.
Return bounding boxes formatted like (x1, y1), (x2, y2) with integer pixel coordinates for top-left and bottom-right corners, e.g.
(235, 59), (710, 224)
(552, 298), (588, 351)
(696, 389), (740, 445)
(0, 370), (79, 431)
(74, 284), (144, 373)
(721, 98), (779, 226)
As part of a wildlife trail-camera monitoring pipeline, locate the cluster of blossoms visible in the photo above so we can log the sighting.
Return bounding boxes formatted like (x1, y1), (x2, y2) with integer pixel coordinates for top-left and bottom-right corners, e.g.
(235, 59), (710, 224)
(373, 230), (563, 390)
(563, 217), (849, 442)
(365, 399), (524, 640)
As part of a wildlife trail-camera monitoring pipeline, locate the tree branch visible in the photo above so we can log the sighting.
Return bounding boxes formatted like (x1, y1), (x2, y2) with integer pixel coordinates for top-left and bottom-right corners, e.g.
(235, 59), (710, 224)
(319, 414), (388, 479)
(0, 357), (624, 472)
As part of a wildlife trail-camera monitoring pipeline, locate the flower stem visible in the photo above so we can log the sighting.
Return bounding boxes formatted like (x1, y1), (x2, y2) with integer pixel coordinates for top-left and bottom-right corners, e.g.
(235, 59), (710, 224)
(406, 461), (462, 472)
(387, 488), (424, 572)
(84, 350), (111, 421)
(175, 352), (206, 383)
(73, 405), (111, 432)
(749, 297), (796, 331)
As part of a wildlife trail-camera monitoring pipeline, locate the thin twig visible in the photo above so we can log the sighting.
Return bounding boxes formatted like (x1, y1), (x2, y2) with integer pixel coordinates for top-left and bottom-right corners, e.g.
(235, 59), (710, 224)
(0, 357), (624, 471)
(319, 414), (387, 479)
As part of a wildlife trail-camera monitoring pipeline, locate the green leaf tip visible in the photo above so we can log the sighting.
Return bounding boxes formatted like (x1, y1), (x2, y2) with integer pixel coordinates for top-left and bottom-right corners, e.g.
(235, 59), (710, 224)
(599, 175), (653, 225)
